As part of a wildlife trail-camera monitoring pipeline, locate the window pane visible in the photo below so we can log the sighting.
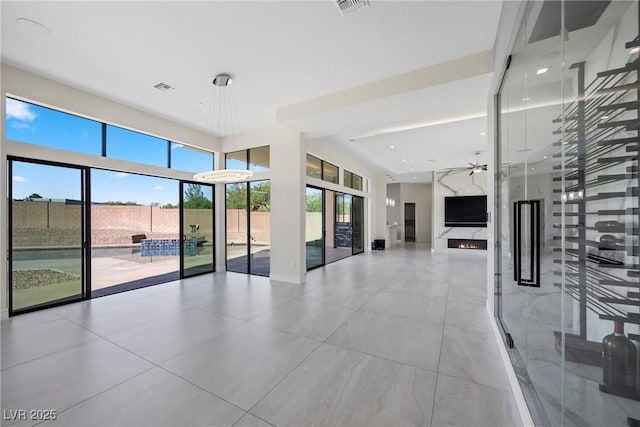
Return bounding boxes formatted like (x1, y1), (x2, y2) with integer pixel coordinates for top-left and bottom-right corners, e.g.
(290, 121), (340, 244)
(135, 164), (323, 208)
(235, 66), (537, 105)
(107, 125), (168, 168)
(344, 171), (353, 189)
(323, 161), (338, 184)
(249, 180), (271, 276)
(90, 169), (180, 294)
(11, 161), (84, 311)
(306, 154), (322, 179)
(226, 150), (247, 170)
(226, 183), (248, 273)
(249, 146), (270, 172)
(353, 174), (363, 191)
(171, 143), (214, 173)
(306, 186), (324, 270)
(182, 182), (214, 277)
(5, 98), (102, 156)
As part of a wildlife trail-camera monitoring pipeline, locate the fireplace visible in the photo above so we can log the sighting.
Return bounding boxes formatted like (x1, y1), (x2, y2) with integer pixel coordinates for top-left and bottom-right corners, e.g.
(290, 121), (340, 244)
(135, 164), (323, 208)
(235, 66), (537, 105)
(448, 238), (487, 250)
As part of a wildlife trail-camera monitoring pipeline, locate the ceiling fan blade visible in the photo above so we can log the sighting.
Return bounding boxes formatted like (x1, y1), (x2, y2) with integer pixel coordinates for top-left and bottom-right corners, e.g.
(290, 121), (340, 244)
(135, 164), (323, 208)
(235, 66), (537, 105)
(469, 170), (474, 176)
(482, 166), (488, 170)
(468, 163), (476, 167)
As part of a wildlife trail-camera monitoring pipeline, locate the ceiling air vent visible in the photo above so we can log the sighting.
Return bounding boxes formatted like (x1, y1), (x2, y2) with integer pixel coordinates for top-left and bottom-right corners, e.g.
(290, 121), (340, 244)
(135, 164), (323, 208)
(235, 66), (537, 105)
(335, 0), (370, 15)
(153, 82), (176, 92)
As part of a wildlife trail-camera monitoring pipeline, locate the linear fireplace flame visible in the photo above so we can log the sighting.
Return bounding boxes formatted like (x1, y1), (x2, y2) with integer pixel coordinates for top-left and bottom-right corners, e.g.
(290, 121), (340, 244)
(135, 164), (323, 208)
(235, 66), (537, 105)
(448, 238), (487, 250)
(458, 242), (479, 249)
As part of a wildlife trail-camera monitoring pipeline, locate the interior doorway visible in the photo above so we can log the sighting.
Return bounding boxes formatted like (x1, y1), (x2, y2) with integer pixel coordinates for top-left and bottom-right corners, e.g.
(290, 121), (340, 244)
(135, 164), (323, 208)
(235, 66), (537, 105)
(404, 203), (416, 242)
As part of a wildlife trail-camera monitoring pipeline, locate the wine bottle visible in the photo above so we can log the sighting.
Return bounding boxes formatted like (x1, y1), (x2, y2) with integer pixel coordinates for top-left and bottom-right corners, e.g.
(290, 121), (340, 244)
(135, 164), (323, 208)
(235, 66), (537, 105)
(603, 321), (637, 394)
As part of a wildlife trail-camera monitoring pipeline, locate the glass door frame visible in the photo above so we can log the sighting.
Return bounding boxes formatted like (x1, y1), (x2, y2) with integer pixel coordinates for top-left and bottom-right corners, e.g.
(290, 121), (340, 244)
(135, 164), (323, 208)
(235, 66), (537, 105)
(306, 185), (326, 270)
(224, 180), (271, 277)
(179, 180), (215, 279)
(493, 50), (553, 427)
(7, 156), (91, 316)
(352, 195), (365, 255)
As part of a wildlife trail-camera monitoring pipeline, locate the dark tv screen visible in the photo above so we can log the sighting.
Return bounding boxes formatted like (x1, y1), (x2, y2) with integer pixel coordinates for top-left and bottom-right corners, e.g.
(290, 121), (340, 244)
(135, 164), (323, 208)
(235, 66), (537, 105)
(444, 195), (487, 227)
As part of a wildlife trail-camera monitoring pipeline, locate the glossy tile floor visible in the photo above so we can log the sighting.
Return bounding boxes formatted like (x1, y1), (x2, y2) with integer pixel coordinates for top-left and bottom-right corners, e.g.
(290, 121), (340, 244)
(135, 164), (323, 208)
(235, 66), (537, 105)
(1, 244), (521, 426)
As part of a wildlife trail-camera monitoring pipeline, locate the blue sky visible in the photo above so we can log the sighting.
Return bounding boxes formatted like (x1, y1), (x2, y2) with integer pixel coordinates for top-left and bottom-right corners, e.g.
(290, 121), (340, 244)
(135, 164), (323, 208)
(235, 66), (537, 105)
(6, 98), (213, 205)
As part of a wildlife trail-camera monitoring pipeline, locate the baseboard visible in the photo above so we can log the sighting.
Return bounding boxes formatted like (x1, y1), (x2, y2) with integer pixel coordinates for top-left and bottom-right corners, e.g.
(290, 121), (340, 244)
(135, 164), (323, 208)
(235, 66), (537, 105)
(1, 308), (8, 320)
(269, 272), (304, 284)
(487, 301), (535, 427)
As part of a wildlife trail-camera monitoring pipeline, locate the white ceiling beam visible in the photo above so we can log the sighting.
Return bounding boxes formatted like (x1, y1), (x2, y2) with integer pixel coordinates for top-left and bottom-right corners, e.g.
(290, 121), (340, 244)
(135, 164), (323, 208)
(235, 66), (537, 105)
(277, 49), (494, 123)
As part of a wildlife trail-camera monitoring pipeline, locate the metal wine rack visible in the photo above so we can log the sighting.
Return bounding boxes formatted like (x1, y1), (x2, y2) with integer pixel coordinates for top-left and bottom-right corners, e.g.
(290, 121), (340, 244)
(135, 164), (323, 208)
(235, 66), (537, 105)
(551, 27), (640, 388)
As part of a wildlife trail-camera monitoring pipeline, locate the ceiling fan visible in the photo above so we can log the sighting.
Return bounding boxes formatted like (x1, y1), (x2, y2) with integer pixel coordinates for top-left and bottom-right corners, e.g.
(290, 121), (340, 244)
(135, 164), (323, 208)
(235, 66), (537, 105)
(444, 151), (487, 175)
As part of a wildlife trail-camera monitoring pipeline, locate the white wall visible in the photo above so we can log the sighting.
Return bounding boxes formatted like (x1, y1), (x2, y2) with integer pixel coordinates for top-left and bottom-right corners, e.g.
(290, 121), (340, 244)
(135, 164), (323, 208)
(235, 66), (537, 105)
(386, 183), (402, 241)
(386, 183), (432, 244)
(401, 183), (432, 244)
(371, 173), (388, 243)
(432, 170), (488, 253)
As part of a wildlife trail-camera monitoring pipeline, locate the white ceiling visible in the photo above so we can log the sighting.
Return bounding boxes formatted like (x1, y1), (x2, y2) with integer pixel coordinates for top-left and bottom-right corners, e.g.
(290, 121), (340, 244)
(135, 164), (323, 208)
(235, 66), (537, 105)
(1, 1), (504, 183)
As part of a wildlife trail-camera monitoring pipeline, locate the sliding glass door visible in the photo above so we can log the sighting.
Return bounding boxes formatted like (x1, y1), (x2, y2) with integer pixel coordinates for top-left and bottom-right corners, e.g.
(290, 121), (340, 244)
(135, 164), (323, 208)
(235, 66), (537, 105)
(90, 169), (179, 296)
(249, 181), (271, 276)
(226, 183), (248, 274)
(306, 186), (325, 269)
(9, 159), (87, 314)
(352, 196), (364, 255)
(306, 188), (365, 269)
(225, 181), (271, 276)
(180, 181), (214, 278)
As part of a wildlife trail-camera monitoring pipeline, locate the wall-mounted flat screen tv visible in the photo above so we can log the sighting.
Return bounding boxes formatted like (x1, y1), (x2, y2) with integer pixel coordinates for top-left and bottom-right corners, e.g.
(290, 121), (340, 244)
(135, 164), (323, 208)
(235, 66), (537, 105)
(444, 195), (487, 227)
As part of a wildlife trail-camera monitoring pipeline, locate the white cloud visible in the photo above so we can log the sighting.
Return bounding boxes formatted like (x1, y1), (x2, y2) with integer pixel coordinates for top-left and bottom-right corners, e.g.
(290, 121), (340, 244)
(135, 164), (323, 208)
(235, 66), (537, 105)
(12, 176), (26, 182)
(152, 185), (163, 191)
(6, 99), (36, 122)
(11, 122), (33, 130)
(170, 143), (184, 150)
(113, 172), (129, 179)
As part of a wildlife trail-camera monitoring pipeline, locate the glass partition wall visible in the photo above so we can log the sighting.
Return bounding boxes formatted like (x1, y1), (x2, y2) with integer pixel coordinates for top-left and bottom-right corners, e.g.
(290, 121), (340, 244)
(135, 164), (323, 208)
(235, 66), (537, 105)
(496, 1), (640, 425)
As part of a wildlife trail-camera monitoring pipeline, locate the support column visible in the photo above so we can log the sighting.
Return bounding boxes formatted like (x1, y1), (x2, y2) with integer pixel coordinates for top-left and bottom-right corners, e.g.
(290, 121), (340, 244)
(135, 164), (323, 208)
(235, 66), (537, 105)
(214, 153), (227, 272)
(371, 173), (388, 248)
(269, 128), (306, 284)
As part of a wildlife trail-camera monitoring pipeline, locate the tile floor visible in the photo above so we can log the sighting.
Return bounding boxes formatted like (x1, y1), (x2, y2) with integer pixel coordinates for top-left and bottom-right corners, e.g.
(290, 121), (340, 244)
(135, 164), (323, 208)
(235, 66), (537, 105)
(1, 244), (521, 426)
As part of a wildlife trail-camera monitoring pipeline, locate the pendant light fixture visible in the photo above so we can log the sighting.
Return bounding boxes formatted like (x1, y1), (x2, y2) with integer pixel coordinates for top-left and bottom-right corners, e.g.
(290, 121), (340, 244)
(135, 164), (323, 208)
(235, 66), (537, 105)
(193, 73), (254, 184)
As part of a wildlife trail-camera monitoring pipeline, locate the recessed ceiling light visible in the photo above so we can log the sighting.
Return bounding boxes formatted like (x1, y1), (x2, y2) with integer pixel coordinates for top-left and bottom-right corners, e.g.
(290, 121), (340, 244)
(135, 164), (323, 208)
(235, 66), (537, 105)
(409, 167), (414, 171)
(480, 132), (486, 136)
(390, 145), (395, 149)
(543, 155), (548, 159)
(402, 159), (407, 162)
(536, 67), (549, 75)
(198, 102), (203, 107)
(630, 47), (640, 55)
(522, 97), (530, 102)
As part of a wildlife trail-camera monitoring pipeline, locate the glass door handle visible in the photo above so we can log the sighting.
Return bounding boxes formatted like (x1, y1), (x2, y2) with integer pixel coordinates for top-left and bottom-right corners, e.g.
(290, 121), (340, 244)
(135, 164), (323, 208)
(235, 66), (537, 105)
(514, 200), (541, 287)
